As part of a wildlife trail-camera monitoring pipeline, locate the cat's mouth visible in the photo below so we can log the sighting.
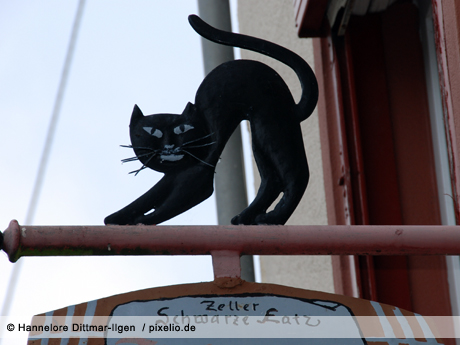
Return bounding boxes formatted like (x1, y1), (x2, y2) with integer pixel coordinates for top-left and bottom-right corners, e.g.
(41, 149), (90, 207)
(160, 153), (184, 162)
(159, 145), (184, 162)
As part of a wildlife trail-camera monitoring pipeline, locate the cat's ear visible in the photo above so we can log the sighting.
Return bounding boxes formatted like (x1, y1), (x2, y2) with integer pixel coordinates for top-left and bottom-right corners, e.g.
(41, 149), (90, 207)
(182, 102), (197, 118)
(130, 104), (144, 126)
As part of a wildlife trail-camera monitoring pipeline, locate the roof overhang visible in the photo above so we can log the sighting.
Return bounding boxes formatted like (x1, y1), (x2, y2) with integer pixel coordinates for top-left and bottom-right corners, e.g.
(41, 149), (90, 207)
(295, 0), (400, 37)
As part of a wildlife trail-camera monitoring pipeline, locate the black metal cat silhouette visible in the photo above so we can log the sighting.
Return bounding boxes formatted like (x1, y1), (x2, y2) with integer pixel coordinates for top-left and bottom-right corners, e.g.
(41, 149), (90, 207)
(104, 14), (318, 226)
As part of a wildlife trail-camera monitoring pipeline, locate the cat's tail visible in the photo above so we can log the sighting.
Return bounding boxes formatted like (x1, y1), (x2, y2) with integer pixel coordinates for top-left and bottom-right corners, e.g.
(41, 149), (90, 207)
(188, 14), (318, 122)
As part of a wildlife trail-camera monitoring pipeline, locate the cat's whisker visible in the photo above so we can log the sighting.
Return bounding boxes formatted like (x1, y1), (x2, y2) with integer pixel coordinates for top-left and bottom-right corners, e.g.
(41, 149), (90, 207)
(121, 144), (161, 152)
(121, 156), (140, 163)
(129, 166), (147, 175)
(181, 149), (215, 168)
(121, 151), (158, 164)
(181, 141), (216, 149)
(181, 133), (215, 147)
(131, 151), (159, 176)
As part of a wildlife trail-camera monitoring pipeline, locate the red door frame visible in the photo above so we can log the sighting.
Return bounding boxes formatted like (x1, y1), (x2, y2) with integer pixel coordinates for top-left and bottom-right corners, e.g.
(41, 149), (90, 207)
(431, 0), (460, 218)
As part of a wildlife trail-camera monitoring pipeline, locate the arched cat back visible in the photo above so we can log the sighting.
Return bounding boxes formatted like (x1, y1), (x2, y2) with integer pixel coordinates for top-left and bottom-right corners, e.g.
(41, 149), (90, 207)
(104, 15), (318, 226)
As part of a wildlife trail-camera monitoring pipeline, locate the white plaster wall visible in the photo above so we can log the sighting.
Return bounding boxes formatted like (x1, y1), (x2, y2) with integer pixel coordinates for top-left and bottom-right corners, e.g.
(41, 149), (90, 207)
(237, 0), (334, 293)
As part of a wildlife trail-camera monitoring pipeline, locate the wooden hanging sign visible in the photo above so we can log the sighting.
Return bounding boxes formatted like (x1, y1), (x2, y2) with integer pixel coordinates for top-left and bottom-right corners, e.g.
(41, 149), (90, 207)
(25, 279), (446, 345)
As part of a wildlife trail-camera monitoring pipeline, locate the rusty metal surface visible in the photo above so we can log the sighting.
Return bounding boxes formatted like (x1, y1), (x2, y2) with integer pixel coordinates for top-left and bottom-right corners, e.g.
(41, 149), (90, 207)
(211, 250), (241, 279)
(2, 220), (460, 263)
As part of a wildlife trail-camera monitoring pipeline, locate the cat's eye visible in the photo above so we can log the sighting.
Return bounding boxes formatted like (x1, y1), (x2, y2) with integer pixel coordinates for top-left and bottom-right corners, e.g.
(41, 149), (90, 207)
(143, 127), (163, 138)
(174, 124), (194, 135)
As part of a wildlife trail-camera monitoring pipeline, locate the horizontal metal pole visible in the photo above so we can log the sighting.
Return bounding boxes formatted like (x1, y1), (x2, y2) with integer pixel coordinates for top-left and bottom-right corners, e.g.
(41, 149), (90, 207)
(2, 220), (460, 262)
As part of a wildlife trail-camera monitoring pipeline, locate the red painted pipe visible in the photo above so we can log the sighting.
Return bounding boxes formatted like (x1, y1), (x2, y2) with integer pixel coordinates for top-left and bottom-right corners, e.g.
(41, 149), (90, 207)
(2, 219), (460, 262)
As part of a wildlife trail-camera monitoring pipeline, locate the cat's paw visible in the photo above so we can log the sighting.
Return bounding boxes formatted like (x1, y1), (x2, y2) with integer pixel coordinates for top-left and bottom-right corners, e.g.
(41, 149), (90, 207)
(104, 212), (135, 225)
(231, 214), (255, 225)
(254, 212), (286, 225)
(231, 215), (243, 225)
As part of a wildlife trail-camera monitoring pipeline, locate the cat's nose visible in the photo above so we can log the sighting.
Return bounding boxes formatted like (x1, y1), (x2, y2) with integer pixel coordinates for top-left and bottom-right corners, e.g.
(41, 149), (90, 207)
(164, 144), (174, 150)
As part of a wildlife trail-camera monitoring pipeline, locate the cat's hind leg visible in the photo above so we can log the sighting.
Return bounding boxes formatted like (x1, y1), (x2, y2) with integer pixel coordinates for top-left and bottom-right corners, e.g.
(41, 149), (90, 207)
(254, 171), (309, 225)
(231, 176), (282, 225)
(253, 149), (309, 225)
(231, 131), (285, 225)
(241, 115), (309, 225)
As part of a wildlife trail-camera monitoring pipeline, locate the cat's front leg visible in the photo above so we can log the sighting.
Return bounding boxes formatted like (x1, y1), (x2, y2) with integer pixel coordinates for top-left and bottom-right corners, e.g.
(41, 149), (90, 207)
(135, 170), (214, 225)
(104, 176), (173, 225)
(104, 168), (214, 225)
